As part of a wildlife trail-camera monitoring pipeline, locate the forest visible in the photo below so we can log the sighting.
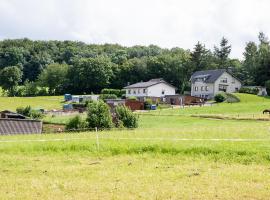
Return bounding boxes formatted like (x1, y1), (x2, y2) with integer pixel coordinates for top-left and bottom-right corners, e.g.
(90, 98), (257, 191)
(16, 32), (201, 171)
(0, 32), (270, 96)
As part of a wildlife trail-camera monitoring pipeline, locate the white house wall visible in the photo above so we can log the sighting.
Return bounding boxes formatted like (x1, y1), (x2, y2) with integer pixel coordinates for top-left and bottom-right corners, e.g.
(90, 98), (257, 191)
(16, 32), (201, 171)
(191, 82), (214, 99)
(214, 72), (241, 94)
(125, 83), (175, 98)
(147, 83), (175, 97)
(126, 87), (147, 97)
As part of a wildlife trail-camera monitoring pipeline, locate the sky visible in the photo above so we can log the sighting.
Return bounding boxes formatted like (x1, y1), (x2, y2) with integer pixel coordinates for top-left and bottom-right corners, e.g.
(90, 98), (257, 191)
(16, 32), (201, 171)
(0, 0), (269, 59)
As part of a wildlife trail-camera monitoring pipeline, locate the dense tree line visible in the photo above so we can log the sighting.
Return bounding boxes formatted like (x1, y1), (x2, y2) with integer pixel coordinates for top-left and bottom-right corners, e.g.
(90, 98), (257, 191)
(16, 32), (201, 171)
(0, 33), (269, 96)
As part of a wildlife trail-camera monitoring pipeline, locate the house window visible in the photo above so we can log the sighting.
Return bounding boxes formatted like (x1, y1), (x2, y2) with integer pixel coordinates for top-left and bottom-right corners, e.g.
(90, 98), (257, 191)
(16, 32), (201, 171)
(220, 78), (227, 83)
(195, 86), (198, 91)
(205, 86), (209, 91)
(128, 90), (131, 94)
(138, 89), (140, 94)
(143, 89), (146, 93)
(133, 90), (136, 94)
(219, 84), (227, 92)
(201, 86), (204, 91)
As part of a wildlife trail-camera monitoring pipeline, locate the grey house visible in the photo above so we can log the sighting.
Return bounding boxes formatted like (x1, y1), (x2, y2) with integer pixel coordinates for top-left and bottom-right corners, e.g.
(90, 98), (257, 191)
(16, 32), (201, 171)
(190, 69), (242, 99)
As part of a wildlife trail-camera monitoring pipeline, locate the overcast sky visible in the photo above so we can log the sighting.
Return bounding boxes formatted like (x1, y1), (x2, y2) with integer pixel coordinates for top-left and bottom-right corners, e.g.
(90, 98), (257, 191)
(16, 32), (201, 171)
(0, 0), (269, 59)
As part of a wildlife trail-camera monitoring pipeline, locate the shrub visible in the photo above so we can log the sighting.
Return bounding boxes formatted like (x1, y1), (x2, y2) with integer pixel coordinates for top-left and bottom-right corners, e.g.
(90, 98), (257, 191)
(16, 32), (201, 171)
(99, 94), (118, 100)
(115, 105), (138, 128)
(239, 87), (259, 95)
(265, 80), (270, 95)
(127, 96), (137, 100)
(16, 106), (32, 116)
(144, 98), (153, 110)
(16, 106), (44, 119)
(65, 115), (88, 130)
(214, 93), (226, 103)
(101, 88), (125, 97)
(86, 100), (113, 129)
(225, 93), (240, 103)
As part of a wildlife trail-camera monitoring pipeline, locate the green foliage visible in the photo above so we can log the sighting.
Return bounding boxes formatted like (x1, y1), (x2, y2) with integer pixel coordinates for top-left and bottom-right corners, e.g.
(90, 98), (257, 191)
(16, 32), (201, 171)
(68, 57), (114, 93)
(101, 88), (125, 97)
(225, 93), (240, 103)
(214, 93), (226, 103)
(127, 96), (137, 100)
(86, 100), (113, 129)
(265, 80), (270, 95)
(99, 94), (118, 100)
(239, 87), (259, 95)
(16, 106), (32, 116)
(214, 37), (231, 68)
(144, 98), (153, 110)
(0, 66), (23, 96)
(16, 106), (44, 119)
(65, 115), (88, 130)
(38, 63), (69, 94)
(115, 105), (138, 128)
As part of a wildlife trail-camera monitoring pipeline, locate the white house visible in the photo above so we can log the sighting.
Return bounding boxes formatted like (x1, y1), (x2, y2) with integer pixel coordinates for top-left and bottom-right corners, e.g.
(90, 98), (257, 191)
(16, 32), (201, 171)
(124, 78), (176, 98)
(190, 69), (242, 99)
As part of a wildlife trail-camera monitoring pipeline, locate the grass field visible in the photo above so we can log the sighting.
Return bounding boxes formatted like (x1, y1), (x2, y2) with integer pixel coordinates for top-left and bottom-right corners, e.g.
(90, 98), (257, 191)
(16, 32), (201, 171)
(0, 96), (63, 111)
(1, 94), (270, 199)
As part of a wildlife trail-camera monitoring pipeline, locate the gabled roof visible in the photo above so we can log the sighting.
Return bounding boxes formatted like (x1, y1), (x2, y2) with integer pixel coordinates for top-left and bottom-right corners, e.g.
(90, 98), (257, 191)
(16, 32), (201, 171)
(0, 110), (27, 119)
(124, 78), (177, 89)
(190, 69), (240, 83)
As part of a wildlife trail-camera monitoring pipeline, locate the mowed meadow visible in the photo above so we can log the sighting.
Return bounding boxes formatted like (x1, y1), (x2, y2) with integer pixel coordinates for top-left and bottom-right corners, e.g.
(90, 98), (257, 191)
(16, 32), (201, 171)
(1, 94), (270, 199)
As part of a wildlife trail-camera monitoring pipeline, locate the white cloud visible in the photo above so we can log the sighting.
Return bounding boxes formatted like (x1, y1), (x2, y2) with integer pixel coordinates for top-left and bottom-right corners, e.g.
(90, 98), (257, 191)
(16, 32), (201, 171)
(0, 0), (270, 58)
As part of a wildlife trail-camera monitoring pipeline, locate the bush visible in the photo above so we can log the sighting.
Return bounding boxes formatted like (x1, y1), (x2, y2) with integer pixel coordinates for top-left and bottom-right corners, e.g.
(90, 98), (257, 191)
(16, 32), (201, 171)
(265, 80), (270, 95)
(115, 105), (138, 128)
(101, 88), (125, 97)
(225, 93), (240, 103)
(16, 106), (44, 119)
(86, 100), (113, 129)
(214, 93), (226, 103)
(65, 115), (88, 130)
(99, 93), (118, 100)
(16, 106), (32, 116)
(127, 96), (137, 100)
(239, 87), (259, 95)
(144, 98), (153, 110)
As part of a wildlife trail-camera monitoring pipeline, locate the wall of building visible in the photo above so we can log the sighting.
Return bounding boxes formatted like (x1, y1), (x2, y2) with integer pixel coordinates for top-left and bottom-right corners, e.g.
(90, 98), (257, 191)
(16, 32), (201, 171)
(214, 72), (241, 95)
(191, 82), (214, 99)
(125, 83), (176, 98)
(0, 119), (43, 135)
(146, 83), (175, 97)
(125, 87), (147, 97)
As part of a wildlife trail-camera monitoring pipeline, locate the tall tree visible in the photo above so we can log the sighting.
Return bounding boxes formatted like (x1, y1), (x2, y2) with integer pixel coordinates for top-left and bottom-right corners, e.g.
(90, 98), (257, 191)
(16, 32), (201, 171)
(68, 57), (114, 93)
(0, 66), (22, 96)
(214, 37), (232, 68)
(38, 63), (69, 94)
(191, 42), (217, 71)
(242, 42), (258, 85)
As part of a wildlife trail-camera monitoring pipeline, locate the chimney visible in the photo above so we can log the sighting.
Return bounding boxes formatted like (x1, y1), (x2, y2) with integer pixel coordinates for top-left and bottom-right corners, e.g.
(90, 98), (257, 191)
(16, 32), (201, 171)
(127, 82), (130, 86)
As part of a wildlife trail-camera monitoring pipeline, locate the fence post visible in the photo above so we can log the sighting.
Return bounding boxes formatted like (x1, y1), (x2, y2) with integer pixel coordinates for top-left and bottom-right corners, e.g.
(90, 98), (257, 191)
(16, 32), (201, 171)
(95, 127), (100, 152)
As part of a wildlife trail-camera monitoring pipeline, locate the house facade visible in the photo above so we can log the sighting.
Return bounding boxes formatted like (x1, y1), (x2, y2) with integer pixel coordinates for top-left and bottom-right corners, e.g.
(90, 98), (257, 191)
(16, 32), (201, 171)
(190, 69), (242, 99)
(124, 78), (176, 98)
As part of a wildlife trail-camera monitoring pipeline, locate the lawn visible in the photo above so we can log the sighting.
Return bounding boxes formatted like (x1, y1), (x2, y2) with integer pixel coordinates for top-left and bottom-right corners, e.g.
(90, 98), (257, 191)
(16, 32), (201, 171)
(0, 96), (63, 111)
(1, 93), (270, 199)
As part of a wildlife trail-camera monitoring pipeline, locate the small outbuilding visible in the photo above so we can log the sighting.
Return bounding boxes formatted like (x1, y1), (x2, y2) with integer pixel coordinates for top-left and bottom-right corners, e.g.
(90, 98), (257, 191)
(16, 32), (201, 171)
(0, 110), (43, 135)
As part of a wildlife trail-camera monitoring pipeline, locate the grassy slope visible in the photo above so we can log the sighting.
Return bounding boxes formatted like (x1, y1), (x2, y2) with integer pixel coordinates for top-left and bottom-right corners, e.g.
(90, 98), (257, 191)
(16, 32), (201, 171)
(0, 96), (63, 111)
(150, 93), (270, 117)
(1, 93), (270, 199)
